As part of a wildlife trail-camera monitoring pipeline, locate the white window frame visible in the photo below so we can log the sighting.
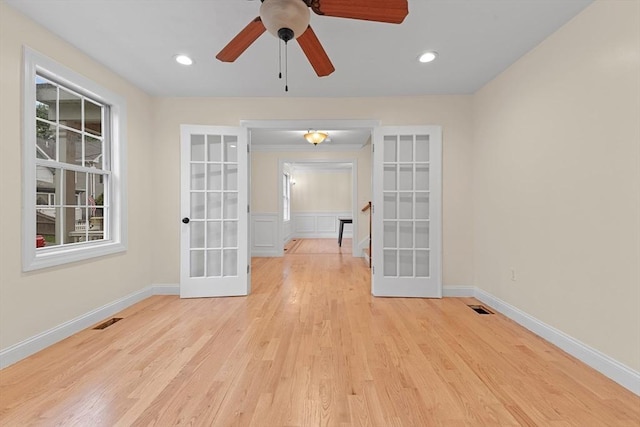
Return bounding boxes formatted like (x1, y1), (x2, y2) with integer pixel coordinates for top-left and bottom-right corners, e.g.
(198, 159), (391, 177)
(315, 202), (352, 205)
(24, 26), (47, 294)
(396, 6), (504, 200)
(283, 172), (291, 222)
(22, 47), (127, 271)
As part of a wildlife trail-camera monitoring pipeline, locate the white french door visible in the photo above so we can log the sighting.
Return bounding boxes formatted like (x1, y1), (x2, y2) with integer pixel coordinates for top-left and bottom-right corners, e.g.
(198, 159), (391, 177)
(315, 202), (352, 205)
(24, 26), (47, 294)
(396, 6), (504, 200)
(180, 125), (249, 298)
(372, 126), (442, 297)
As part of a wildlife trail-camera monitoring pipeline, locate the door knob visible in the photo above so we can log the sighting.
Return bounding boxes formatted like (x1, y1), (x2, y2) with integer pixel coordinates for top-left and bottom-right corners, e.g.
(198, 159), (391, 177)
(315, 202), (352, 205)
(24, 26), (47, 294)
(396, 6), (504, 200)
(182, 217), (190, 224)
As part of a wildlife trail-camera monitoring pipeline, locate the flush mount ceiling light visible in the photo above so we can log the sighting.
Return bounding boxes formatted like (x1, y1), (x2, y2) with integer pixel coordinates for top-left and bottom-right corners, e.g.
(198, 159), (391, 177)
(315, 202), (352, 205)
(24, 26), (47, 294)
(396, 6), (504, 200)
(418, 51), (438, 63)
(304, 130), (328, 146)
(175, 54), (193, 65)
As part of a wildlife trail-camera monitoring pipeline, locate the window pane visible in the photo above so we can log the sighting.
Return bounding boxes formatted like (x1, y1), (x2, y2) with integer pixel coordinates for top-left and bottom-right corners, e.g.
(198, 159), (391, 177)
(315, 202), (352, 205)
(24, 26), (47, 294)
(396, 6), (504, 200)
(191, 193), (205, 219)
(58, 128), (83, 166)
(207, 164), (222, 190)
(207, 250), (222, 277)
(399, 135), (413, 162)
(416, 165), (429, 191)
(416, 135), (429, 162)
(384, 136), (397, 162)
(58, 87), (82, 131)
(416, 250), (430, 277)
(223, 249), (237, 276)
(190, 250), (205, 277)
(62, 206), (79, 244)
(74, 171), (88, 206)
(36, 207), (59, 247)
(224, 136), (237, 162)
(36, 120), (56, 160)
(223, 221), (238, 247)
(223, 193), (238, 219)
(36, 77), (57, 122)
(383, 192), (397, 220)
(85, 136), (103, 169)
(191, 164), (205, 191)
(84, 99), (102, 136)
(384, 250), (397, 277)
(399, 194), (413, 219)
(207, 221), (222, 248)
(399, 250), (413, 277)
(399, 165), (413, 190)
(207, 135), (222, 162)
(36, 166), (57, 203)
(190, 221), (205, 249)
(383, 221), (396, 248)
(383, 165), (397, 191)
(399, 222), (413, 248)
(223, 165), (238, 191)
(191, 135), (205, 161)
(207, 192), (222, 219)
(415, 221), (430, 249)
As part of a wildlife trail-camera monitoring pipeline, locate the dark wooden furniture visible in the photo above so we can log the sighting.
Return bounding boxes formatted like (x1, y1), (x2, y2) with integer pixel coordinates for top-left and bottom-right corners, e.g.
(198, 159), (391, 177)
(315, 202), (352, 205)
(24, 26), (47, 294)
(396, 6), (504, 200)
(338, 218), (352, 247)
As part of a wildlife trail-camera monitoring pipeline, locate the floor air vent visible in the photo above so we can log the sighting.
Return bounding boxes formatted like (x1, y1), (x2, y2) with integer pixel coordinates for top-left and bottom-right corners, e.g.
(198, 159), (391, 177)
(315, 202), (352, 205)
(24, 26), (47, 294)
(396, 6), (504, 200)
(93, 318), (123, 330)
(468, 305), (493, 315)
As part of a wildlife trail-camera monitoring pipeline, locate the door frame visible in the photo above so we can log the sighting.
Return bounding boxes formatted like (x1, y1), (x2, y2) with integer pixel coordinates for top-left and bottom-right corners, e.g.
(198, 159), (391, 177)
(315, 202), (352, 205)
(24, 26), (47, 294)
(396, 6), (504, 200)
(277, 158), (358, 257)
(241, 119), (379, 259)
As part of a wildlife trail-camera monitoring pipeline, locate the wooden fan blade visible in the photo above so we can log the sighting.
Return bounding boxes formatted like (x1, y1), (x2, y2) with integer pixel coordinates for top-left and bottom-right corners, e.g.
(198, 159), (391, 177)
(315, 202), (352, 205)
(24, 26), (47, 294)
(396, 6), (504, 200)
(311, 0), (408, 24)
(297, 26), (335, 77)
(216, 17), (266, 62)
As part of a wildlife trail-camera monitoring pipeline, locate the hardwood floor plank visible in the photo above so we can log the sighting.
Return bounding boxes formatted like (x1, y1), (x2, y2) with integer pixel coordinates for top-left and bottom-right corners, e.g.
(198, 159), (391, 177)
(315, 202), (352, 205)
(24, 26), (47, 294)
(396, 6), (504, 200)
(1, 239), (638, 426)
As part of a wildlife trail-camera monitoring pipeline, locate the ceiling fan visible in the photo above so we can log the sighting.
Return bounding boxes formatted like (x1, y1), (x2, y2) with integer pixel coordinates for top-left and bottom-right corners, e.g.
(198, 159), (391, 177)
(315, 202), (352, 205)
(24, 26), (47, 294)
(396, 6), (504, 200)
(216, 0), (409, 78)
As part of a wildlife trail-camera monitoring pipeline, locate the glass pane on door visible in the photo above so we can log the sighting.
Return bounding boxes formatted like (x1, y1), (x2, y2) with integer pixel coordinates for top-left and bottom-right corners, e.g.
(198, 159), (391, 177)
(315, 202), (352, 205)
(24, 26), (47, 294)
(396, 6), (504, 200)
(189, 133), (240, 278)
(382, 134), (431, 278)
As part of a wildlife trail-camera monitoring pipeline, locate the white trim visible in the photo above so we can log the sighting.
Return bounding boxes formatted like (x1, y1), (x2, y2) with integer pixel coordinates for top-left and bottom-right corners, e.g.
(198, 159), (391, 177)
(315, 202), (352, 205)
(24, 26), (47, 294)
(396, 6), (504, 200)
(152, 284), (180, 295)
(472, 288), (640, 396)
(442, 285), (475, 297)
(22, 46), (127, 271)
(251, 144), (365, 152)
(357, 236), (370, 258)
(251, 213), (280, 257)
(241, 119), (380, 130)
(0, 285), (160, 369)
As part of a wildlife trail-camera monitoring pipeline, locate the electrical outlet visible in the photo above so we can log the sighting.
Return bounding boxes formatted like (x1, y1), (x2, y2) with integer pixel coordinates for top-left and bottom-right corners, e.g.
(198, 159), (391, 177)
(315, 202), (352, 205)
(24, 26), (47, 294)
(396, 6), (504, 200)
(510, 268), (517, 281)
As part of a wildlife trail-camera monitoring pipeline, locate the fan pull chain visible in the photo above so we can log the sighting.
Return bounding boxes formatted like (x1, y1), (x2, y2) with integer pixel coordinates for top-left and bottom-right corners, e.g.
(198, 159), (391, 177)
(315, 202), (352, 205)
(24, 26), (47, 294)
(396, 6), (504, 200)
(285, 40), (289, 92)
(278, 40), (282, 79)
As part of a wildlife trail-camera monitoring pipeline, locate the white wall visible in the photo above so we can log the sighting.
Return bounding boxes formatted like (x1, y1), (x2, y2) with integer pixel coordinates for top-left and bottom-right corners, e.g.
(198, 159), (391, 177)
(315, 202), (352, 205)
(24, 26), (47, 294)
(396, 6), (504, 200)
(291, 170), (352, 212)
(152, 96), (474, 289)
(0, 4), (153, 350)
(472, 1), (640, 371)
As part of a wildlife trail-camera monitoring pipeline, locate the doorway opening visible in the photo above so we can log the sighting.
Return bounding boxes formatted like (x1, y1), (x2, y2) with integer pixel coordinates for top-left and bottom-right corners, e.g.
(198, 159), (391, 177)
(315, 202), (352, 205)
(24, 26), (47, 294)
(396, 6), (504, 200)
(242, 119), (378, 260)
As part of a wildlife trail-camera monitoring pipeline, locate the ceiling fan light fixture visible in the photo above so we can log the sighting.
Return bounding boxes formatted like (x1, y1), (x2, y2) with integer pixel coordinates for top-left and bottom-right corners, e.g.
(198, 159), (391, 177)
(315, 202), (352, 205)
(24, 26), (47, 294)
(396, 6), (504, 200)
(260, 0), (310, 40)
(418, 51), (438, 63)
(304, 130), (328, 145)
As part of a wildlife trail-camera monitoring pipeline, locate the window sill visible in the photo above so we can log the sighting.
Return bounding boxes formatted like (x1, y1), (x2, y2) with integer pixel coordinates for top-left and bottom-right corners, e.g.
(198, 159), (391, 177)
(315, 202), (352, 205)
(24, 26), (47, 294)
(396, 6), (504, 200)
(23, 240), (126, 272)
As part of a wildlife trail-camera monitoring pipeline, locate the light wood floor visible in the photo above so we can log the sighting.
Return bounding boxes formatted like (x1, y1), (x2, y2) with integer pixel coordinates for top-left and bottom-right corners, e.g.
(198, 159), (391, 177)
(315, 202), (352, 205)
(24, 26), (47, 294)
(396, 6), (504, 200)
(285, 238), (352, 254)
(1, 241), (638, 426)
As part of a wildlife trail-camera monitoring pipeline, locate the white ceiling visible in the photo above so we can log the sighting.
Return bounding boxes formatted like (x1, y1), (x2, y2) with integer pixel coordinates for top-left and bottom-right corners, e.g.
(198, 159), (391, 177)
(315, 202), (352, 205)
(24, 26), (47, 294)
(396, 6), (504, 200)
(7, 0), (592, 98)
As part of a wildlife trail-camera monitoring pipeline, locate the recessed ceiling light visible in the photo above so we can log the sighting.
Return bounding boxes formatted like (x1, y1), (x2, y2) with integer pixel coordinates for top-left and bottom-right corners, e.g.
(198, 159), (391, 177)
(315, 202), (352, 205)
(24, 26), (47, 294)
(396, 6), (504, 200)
(418, 51), (438, 63)
(175, 54), (193, 66)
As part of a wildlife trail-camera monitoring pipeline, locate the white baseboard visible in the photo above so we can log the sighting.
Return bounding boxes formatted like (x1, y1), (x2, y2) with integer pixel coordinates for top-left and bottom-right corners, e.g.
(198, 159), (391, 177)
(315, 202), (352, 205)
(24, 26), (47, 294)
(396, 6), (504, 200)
(152, 284), (180, 295)
(442, 285), (475, 297)
(0, 284), (179, 369)
(357, 236), (369, 259)
(472, 288), (640, 396)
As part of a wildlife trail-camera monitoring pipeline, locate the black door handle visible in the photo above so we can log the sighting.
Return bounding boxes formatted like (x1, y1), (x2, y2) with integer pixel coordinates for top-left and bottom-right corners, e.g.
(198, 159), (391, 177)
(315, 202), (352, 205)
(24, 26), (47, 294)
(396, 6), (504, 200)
(182, 217), (190, 224)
